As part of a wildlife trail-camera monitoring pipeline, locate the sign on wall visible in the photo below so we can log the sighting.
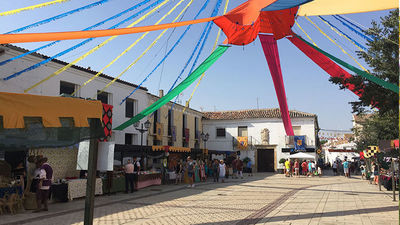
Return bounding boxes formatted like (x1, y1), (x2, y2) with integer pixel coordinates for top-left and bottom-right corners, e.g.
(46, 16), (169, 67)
(237, 136), (248, 150)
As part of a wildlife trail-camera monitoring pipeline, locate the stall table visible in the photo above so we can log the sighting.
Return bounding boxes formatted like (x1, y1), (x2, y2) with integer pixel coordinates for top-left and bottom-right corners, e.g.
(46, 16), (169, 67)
(102, 176), (125, 194)
(135, 173), (161, 190)
(67, 178), (103, 200)
(51, 183), (68, 202)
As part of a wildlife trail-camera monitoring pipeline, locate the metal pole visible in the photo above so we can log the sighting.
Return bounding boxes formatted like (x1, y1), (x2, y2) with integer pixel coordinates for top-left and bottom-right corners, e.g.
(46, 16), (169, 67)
(391, 158), (396, 201)
(84, 124), (99, 225)
(377, 162), (381, 191)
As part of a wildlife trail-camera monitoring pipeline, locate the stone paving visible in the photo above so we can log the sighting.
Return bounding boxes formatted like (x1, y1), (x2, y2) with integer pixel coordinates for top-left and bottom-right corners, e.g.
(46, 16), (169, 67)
(1, 173), (398, 225)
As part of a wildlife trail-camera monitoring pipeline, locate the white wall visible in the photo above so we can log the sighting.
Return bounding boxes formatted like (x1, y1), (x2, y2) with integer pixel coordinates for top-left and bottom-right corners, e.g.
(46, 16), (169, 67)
(203, 117), (316, 169)
(0, 47), (149, 145)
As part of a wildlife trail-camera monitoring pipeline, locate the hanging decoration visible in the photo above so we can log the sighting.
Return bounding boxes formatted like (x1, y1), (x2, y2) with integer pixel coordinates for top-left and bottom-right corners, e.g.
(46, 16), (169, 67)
(0, 0), (71, 16)
(259, 34), (294, 136)
(0, 0), (151, 67)
(115, 45), (229, 130)
(332, 15), (374, 42)
(118, 0), (212, 104)
(75, 0), (186, 96)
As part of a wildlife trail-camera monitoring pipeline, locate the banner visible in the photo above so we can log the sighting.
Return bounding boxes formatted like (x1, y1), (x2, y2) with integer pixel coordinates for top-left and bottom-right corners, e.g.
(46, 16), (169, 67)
(77, 141), (115, 171)
(184, 128), (190, 143)
(294, 136), (306, 150)
(237, 136), (248, 150)
(156, 122), (163, 141)
(171, 126), (176, 142)
(101, 103), (113, 141)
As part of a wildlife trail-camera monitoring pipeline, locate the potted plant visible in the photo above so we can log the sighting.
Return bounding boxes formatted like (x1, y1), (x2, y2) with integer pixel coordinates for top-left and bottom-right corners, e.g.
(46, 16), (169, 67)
(278, 158), (286, 174)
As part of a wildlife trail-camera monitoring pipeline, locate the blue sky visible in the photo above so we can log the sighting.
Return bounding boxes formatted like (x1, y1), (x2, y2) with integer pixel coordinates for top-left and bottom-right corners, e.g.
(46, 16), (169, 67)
(0, 0), (392, 130)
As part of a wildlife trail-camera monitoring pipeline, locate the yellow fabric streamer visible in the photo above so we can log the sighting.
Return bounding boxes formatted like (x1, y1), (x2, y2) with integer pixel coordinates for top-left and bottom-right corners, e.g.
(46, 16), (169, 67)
(96, 0), (194, 95)
(0, 0), (70, 16)
(318, 17), (365, 53)
(25, 0), (169, 93)
(182, 0), (230, 113)
(295, 21), (318, 47)
(305, 16), (369, 73)
(73, 0), (187, 96)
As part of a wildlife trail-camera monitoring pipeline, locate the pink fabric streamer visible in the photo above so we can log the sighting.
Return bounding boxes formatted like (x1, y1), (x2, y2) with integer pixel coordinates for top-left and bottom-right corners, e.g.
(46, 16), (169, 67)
(259, 34), (294, 136)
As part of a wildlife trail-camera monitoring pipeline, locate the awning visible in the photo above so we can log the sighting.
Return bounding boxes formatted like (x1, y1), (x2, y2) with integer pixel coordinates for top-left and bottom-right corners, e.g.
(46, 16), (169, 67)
(0, 92), (104, 149)
(287, 152), (315, 159)
(170, 146), (190, 152)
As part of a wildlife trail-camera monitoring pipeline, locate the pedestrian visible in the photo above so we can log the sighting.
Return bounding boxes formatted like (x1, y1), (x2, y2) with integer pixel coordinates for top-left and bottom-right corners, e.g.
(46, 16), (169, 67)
(246, 159), (253, 176)
(294, 159), (299, 177)
(194, 161), (200, 182)
(311, 161), (316, 176)
(307, 161), (313, 177)
(372, 163), (379, 185)
(124, 159), (135, 193)
(232, 157), (238, 179)
(133, 156), (140, 189)
(332, 161), (338, 176)
(213, 159), (219, 182)
(200, 160), (206, 182)
(289, 160), (294, 177)
(343, 160), (349, 178)
(219, 160), (226, 183)
(175, 161), (183, 184)
(237, 157), (244, 179)
(34, 157), (53, 212)
(301, 160), (308, 176)
(187, 157), (195, 188)
(360, 165), (366, 180)
(285, 159), (290, 177)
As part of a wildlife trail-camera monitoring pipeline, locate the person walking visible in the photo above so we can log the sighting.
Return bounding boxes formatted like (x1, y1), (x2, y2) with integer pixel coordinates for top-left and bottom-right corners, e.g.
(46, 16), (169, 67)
(175, 161), (183, 184)
(343, 160), (349, 178)
(360, 165), (366, 180)
(124, 159), (135, 193)
(294, 159), (300, 177)
(187, 157), (195, 188)
(200, 161), (206, 182)
(301, 160), (308, 176)
(285, 159), (290, 177)
(246, 159), (253, 176)
(34, 158), (53, 212)
(232, 157), (238, 179)
(212, 159), (219, 182)
(332, 161), (338, 176)
(219, 160), (226, 183)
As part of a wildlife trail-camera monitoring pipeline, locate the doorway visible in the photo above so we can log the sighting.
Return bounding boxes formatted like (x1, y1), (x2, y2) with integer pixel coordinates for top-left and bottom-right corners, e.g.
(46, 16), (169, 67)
(257, 149), (274, 172)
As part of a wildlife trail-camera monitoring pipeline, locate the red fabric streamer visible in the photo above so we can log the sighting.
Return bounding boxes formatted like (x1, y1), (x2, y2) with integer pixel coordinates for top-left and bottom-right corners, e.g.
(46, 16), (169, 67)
(259, 34), (294, 136)
(287, 35), (364, 97)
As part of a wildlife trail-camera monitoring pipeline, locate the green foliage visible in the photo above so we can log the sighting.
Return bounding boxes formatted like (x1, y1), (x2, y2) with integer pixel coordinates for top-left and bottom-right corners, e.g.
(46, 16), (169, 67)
(242, 157), (250, 164)
(329, 10), (398, 115)
(279, 158), (286, 164)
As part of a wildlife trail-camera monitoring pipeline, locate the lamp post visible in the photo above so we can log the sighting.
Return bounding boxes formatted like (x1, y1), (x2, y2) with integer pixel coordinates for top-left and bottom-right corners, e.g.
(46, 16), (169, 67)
(134, 120), (151, 169)
(201, 132), (209, 151)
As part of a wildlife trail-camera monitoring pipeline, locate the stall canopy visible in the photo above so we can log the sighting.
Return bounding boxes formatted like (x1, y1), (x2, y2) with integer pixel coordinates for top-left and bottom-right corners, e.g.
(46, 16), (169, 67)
(288, 152), (315, 159)
(0, 92), (105, 149)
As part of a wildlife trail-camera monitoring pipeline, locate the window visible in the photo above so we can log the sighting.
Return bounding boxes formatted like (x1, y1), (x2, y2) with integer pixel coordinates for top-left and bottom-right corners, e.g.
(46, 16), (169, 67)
(60, 81), (76, 96)
(168, 110), (173, 136)
(195, 117), (199, 139)
(216, 128), (226, 137)
(238, 126), (248, 137)
(153, 110), (159, 134)
(293, 126), (301, 136)
(125, 98), (137, 118)
(125, 133), (133, 145)
(182, 114), (187, 137)
(97, 91), (110, 104)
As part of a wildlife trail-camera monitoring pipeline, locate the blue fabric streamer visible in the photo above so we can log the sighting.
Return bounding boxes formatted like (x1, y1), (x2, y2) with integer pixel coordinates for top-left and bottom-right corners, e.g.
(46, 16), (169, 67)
(319, 16), (367, 51)
(332, 15), (374, 42)
(169, 0), (222, 110)
(261, 0), (312, 11)
(0, 0), (152, 67)
(119, 0), (212, 105)
(6, 0), (110, 34)
(3, 0), (161, 81)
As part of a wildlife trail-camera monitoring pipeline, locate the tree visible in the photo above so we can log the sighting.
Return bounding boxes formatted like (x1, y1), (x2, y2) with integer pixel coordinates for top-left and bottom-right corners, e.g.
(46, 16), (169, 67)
(329, 10), (398, 115)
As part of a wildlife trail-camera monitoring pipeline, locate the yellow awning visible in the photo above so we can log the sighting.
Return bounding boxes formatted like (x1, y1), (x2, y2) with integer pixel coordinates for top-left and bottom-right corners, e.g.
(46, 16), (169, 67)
(0, 92), (102, 129)
(298, 0), (398, 16)
(169, 146), (191, 152)
(152, 145), (165, 151)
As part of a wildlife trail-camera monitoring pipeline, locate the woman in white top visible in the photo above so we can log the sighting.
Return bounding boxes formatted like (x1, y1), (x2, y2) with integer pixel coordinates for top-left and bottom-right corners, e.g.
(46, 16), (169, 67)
(219, 160), (226, 183)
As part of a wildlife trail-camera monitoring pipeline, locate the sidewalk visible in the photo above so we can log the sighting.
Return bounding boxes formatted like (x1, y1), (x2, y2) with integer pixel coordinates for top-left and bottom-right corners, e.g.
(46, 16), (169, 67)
(0, 173), (398, 225)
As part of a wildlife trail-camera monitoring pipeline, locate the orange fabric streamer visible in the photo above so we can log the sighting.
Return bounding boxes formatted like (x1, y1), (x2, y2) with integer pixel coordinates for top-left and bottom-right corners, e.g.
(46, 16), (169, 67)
(0, 17), (217, 44)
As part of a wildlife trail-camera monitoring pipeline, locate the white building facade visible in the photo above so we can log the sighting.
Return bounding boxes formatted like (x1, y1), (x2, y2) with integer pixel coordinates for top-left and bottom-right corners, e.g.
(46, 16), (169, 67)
(0, 45), (149, 145)
(202, 109), (319, 172)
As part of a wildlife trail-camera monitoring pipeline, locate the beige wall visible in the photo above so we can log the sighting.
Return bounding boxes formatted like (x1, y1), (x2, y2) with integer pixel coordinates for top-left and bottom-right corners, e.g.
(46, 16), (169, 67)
(147, 95), (203, 148)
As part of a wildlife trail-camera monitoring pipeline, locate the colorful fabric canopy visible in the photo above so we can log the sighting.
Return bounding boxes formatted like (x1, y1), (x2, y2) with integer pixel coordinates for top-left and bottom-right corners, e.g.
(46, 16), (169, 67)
(114, 45), (229, 130)
(297, 0), (398, 16)
(262, 0), (312, 11)
(0, 92), (103, 129)
(259, 34), (294, 136)
(287, 35), (364, 97)
(291, 35), (399, 93)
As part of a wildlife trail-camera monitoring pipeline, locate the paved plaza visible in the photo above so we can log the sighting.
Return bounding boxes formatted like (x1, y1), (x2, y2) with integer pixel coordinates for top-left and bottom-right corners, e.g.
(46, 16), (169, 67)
(1, 173), (398, 225)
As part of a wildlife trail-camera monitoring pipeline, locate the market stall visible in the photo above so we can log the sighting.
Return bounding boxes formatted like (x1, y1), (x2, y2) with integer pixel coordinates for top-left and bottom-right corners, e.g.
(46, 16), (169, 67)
(68, 178), (103, 200)
(135, 172), (162, 190)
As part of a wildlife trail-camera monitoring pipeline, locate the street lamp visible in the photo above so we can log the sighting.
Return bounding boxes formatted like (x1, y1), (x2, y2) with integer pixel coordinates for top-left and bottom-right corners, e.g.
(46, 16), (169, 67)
(134, 120), (151, 169)
(201, 132), (209, 149)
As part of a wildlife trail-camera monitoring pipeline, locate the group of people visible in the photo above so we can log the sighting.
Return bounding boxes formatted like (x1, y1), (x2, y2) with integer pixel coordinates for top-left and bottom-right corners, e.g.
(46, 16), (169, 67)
(331, 156), (353, 177)
(284, 159), (322, 177)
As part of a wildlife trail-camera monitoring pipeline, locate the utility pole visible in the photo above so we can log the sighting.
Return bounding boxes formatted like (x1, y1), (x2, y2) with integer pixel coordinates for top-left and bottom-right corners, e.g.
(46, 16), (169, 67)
(256, 97), (259, 109)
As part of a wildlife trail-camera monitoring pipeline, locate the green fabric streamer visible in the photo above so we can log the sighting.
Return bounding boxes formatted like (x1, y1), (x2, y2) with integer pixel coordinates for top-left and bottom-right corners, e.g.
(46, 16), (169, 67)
(296, 35), (399, 94)
(114, 45), (230, 131)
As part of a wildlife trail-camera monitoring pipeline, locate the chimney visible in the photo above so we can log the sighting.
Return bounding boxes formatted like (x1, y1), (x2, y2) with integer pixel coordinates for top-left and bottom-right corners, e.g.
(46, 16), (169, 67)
(159, 89), (164, 98)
